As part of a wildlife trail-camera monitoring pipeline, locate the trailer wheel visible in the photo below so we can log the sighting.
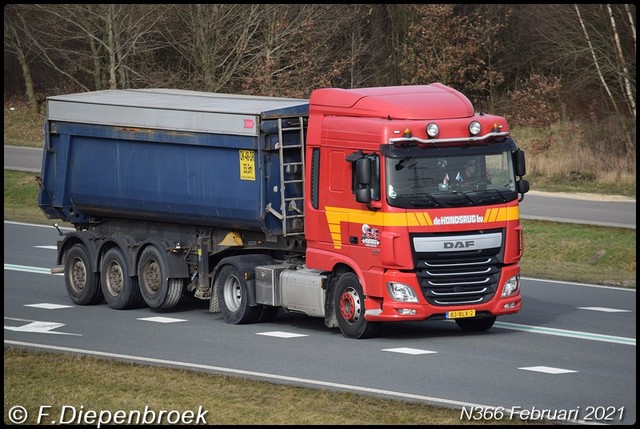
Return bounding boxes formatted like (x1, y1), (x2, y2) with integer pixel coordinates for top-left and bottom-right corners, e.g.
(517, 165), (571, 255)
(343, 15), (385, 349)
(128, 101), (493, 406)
(334, 273), (380, 339)
(138, 245), (182, 309)
(455, 316), (496, 332)
(101, 247), (143, 309)
(64, 244), (103, 305)
(216, 265), (260, 324)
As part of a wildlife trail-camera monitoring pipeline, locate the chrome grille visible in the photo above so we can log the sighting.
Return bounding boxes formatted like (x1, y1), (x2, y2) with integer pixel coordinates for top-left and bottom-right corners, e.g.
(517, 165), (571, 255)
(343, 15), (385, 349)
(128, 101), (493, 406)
(412, 230), (503, 306)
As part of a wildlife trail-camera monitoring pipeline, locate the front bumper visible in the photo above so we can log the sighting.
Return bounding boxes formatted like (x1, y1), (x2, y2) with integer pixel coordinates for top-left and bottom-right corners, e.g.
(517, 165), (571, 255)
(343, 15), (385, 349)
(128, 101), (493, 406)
(363, 265), (522, 322)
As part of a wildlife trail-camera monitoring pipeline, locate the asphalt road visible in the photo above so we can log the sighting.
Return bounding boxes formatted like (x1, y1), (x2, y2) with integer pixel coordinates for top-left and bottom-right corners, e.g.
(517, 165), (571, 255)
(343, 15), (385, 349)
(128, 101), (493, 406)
(4, 145), (43, 173)
(4, 221), (636, 424)
(5, 145), (636, 229)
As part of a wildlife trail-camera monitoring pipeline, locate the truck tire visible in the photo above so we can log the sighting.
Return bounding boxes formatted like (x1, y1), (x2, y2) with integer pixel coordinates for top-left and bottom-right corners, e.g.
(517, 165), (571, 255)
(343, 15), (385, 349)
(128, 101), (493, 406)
(334, 272), (380, 339)
(101, 247), (143, 309)
(64, 244), (103, 305)
(455, 316), (496, 332)
(216, 265), (261, 324)
(137, 245), (182, 309)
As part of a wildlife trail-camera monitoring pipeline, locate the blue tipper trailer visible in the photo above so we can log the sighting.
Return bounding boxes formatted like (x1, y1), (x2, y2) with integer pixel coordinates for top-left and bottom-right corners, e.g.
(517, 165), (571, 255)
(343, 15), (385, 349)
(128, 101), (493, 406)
(38, 88), (310, 237)
(37, 88), (312, 311)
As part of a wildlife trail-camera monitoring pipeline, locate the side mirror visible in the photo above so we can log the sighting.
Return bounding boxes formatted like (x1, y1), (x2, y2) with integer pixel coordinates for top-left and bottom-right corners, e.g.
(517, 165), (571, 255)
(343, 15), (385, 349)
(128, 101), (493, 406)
(517, 179), (530, 202)
(355, 188), (371, 203)
(356, 158), (371, 185)
(355, 158), (372, 203)
(517, 179), (530, 194)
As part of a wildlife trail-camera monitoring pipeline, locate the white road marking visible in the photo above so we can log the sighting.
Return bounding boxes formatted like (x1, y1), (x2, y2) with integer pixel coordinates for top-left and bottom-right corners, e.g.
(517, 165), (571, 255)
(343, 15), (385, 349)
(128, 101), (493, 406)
(578, 306), (631, 313)
(4, 321), (80, 336)
(4, 263), (63, 275)
(519, 366), (578, 374)
(256, 331), (308, 338)
(25, 303), (73, 309)
(137, 316), (187, 323)
(494, 321), (635, 346)
(382, 347), (438, 355)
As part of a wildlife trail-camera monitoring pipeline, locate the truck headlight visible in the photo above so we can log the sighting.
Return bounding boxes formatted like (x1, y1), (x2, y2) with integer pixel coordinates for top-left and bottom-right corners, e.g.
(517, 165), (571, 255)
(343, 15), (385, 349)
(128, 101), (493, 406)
(501, 275), (520, 297)
(387, 282), (419, 302)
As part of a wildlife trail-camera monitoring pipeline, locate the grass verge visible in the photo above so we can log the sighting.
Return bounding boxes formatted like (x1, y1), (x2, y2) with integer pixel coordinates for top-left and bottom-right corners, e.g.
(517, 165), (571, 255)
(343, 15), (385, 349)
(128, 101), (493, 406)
(5, 347), (542, 425)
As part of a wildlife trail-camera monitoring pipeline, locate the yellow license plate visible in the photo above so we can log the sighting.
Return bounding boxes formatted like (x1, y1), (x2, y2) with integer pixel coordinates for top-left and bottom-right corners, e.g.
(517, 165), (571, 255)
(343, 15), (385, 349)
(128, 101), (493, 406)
(446, 309), (476, 319)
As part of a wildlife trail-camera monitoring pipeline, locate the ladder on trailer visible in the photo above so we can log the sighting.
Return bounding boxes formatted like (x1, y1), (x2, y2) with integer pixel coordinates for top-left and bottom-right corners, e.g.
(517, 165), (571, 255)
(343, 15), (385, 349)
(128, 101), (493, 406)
(266, 116), (306, 236)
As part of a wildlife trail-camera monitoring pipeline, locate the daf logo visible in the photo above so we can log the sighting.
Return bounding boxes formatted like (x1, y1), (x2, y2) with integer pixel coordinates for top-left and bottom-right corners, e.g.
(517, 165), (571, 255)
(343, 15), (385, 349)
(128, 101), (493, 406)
(444, 240), (475, 249)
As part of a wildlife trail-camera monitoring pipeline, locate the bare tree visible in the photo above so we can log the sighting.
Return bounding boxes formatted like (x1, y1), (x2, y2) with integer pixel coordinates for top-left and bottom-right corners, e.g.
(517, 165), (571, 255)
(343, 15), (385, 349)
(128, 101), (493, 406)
(398, 4), (510, 108)
(573, 4), (635, 154)
(343, 4), (413, 88)
(238, 4), (334, 96)
(236, 4), (362, 97)
(169, 4), (366, 97)
(4, 5), (40, 112)
(605, 4), (635, 122)
(164, 4), (265, 93)
(256, 4), (367, 95)
(23, 4), (171, 91)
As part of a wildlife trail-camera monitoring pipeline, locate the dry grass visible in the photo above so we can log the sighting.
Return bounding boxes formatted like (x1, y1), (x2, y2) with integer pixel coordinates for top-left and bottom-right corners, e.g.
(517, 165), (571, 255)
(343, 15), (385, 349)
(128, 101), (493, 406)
(514, 122), (636, 197)
(5, 348), (540, 425)
(3, 101), (45, 147)
(521, 220), (635, 287)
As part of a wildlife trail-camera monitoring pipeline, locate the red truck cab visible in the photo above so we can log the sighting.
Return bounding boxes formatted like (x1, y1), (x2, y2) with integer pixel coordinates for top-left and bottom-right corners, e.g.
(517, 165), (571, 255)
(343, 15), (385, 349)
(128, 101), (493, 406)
(304, 83), (529, 338)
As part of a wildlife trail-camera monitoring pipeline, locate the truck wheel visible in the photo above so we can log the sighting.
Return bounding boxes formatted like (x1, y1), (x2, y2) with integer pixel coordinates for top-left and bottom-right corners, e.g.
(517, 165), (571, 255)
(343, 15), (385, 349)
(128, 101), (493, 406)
(137, 245), (182, 309)
(216, 265), (261, 324)
(101, 247), (143, 309)
(334, 273), (380, 339)
(455, 316), (496, 332)
(64, 244), (103, 305)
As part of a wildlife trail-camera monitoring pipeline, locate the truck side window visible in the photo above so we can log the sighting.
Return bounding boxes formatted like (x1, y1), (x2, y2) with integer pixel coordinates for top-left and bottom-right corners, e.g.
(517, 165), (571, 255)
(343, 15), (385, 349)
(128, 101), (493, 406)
(310, 148), (320, 209)
(369, 154), (380, 200)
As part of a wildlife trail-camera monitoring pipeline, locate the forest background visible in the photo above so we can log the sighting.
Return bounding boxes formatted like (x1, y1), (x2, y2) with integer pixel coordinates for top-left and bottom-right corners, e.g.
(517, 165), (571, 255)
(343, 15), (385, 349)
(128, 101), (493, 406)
(4, 4), (636, 195)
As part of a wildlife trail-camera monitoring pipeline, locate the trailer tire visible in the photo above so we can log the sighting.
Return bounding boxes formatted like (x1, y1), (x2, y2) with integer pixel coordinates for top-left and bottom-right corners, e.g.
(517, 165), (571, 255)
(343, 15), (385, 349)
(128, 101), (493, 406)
(455, 316), (496, 332)
(335, 272), (380, 339)
(138, 245), (182, 309)
(101, 247), (143, 309)
(64, 244), (103, 305)
(216, 265), (261, 324)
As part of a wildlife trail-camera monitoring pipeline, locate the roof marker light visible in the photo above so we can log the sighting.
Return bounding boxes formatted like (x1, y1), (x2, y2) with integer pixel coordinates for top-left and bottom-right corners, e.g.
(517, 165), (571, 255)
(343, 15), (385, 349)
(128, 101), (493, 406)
(426, 122), (439, 138)
(469, 121), (481, 136)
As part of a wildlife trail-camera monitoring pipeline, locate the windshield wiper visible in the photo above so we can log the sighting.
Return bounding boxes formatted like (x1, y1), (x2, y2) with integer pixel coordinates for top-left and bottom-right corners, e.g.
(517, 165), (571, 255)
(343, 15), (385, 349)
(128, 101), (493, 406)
(395, 157), (417, 171)
(409, 194), (439, 207)
(467, 188), (510, 204)
(448, 190), (474, 206)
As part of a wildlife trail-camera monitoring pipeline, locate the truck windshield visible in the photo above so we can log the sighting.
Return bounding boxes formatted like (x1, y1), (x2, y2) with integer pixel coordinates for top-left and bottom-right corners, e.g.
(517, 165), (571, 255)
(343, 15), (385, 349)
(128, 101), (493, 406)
(385, 150), (518, 209)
